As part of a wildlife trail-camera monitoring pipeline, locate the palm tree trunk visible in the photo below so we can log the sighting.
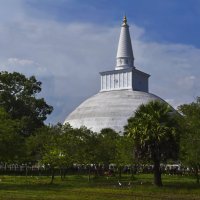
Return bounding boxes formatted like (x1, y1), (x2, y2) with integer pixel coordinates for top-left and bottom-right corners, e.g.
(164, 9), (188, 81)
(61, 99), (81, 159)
(50, 168), (55, 184)
(118, 166), (122, 179)
(130, 165), (134, 179)
(88, 165), (91, 182)
(153, 160), (162, 187)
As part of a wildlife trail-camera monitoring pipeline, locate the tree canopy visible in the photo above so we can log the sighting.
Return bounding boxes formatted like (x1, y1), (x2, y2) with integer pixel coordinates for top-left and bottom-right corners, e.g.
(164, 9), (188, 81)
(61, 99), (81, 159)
(178, 97), (200, 183)
(0, 71), (53, 135)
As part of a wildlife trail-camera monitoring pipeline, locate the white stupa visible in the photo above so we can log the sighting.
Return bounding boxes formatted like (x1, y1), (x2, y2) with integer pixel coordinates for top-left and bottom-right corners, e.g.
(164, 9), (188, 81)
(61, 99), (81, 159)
(64, 16), (165, 133)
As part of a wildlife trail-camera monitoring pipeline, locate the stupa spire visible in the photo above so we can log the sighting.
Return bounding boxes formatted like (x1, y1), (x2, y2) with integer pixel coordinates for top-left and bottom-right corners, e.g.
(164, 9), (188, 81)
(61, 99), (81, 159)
(122, 15), (127, 25)
(116, 15), (134, 70)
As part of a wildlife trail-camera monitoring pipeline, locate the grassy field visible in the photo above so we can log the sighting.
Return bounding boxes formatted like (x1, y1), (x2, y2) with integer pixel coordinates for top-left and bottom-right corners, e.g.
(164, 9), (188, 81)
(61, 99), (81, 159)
(0, 174), (200, 200)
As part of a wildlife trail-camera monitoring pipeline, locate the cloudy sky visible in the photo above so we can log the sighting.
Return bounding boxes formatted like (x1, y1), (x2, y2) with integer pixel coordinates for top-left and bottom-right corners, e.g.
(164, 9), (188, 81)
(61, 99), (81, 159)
(0, 0), (200, 124)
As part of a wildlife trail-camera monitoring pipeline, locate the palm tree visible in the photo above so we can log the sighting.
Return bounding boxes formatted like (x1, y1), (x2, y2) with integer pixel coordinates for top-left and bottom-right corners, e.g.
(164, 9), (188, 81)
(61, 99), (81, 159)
(125, 101), (179, 186)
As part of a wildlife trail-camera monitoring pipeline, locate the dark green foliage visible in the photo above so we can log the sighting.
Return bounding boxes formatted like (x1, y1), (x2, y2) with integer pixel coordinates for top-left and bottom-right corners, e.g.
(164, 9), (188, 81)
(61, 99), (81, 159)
(27, 124), (100, 183)
(27, 124), (68, 183)
(0, 71), (53, 135)
(115, 135), (135, 179)
(0, 108), (25, 162)
(60, 124), (95, 165)
(97, 128), (119, 169)
(115, 135), (134, 166)
(178, 97), (200, 183)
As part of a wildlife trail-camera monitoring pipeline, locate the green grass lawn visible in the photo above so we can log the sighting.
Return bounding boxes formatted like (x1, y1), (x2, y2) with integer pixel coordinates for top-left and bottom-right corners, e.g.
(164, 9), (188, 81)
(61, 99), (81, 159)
(0, 174), (200, 200)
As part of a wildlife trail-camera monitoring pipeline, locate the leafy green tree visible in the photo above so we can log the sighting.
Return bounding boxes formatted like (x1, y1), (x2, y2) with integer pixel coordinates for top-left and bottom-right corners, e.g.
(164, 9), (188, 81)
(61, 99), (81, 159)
(82, 131), (100, 181)
(61, 124), (98, 181)
(60, 124), (87, 165)
(0, 71), (53, 135)
(41, 145), (70, 184)
(125, 101), (179, 186)
(26, 126), (54, 163)
(26, 124), (68, 183)
(115, 136), (135, 178)
(178, 97), (200, 183)
(97, 128), (119, 171)
(0, 107), (25, 163)
(27, 124), (95, 182)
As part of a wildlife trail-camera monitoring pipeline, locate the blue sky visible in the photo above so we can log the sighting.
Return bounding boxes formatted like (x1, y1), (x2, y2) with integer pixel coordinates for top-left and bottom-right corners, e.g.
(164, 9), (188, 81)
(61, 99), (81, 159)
(25, 0), (200, 46)
(0, 0), (200, 124)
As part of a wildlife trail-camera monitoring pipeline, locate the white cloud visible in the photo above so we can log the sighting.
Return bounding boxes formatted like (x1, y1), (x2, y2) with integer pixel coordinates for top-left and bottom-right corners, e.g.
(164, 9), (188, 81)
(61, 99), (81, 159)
(7, 58), (34, 66)
(177, 75), (196, 90)
(133, 39), (200, 106)
(0, 1), (200, 123)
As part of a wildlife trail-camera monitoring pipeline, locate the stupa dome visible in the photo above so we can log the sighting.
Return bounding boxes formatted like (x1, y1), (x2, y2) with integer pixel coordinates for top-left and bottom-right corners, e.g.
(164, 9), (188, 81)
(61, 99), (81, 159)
(64, 90), (164, 133)
(64, 16), (168, 134)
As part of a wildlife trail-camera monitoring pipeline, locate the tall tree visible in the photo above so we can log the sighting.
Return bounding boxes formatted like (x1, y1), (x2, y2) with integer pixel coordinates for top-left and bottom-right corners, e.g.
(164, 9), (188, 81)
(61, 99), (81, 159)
(115, 135), (135, 179)
(27, 124), (68, 184)
(97, 128), (119, 171)
(125, 101), (179, 186)
(61, 124), (97, 181)
(178, 97), (200, 183)
(0, 71), (53, 135)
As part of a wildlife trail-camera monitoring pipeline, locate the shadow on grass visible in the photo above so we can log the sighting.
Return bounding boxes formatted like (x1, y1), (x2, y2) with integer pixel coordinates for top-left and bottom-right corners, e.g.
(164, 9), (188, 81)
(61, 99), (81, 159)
(164, 182), (200, 190)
